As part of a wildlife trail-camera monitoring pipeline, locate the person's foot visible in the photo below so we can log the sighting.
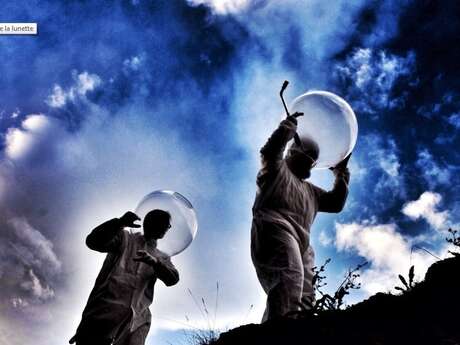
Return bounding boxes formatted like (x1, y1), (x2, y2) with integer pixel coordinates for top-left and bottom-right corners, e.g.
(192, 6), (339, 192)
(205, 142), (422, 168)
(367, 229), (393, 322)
(283, 310), (311, 320)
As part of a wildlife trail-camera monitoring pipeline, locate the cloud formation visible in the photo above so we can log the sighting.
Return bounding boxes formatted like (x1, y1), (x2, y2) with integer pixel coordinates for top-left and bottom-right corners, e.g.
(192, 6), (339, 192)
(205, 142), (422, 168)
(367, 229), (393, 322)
(187, 0), (252, 14)
(46, 71), (102, 108)
(0, 216), (61, 307)
(447, 113), (460, 129)
(415, 149), (452, 189)
(402, 192), (449, 231)
(336, 48), (416, 115)
(335, 221), (445, 295)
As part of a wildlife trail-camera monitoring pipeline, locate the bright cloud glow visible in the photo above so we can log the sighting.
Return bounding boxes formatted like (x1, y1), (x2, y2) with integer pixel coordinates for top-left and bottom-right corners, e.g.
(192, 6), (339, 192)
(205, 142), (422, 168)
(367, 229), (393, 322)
(336, 48), (415, 114)
(335, 222), (445, 295)
(5, 114), (50, 160)
(46, 71), (101, 108)
(20, 268), (55, 301)
(402, 192), (449, 230)
(187, 0), (251, 14)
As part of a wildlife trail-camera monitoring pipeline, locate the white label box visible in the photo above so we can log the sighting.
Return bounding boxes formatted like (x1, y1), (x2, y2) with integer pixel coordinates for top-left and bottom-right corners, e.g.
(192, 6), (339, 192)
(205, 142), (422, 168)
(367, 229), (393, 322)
(0, 23), (37, 35)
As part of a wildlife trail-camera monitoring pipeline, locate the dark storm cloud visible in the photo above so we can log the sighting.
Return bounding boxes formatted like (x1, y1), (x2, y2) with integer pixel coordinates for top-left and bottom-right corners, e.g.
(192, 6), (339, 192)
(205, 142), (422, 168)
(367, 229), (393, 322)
(0, 217), (60, 303)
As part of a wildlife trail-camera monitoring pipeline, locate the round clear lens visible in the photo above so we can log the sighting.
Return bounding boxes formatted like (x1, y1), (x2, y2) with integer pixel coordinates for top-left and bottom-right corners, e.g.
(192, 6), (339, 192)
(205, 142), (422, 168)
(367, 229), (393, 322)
(135, 190), (198, 256)
(289, 91), (358, 169)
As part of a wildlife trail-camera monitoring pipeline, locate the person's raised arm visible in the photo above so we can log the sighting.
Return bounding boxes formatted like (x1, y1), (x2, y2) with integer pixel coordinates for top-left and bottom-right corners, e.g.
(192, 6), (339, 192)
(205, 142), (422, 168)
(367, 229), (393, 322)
(260, 115), (300, 169)
(86, 211), (140, 253)
(315, 155), (351, 213)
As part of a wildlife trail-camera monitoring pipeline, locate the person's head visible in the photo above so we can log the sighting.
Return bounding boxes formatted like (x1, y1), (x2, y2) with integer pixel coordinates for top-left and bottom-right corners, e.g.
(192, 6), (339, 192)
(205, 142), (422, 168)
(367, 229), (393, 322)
(143, 209), (172, 240)
(286, 137), (319, 179)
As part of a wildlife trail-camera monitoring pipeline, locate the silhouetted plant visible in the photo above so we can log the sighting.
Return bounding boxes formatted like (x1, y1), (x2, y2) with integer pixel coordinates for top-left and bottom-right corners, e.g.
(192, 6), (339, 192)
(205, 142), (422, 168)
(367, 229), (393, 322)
(446, 228), (460, 257)
(311, 258), (331, 292)
(309, 259), (367, 312)
(187, 328), (219, 345)
(184, 284), (221, 345)
(334, 261), (368, 309)
(395, 265), (416, 293)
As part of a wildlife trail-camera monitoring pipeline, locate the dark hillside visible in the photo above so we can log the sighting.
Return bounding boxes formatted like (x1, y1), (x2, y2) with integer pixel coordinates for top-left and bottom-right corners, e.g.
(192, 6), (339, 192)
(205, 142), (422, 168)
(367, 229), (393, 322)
(212, 256), (460, 345)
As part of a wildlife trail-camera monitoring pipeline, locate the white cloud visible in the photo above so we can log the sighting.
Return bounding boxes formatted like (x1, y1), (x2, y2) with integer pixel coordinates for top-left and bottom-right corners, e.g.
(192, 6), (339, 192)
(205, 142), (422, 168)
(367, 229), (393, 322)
(46, 71), (101, 108)
(447, 113), (460, 129)
(11, 297), (29, 308)
(415, 149), (452, 188)
(123, 54), (145, 72)
(11, 109), (20, 119)
(8, 217), (61, 274)
(336, 48), (415, 114)
(402, 192), (449, 230)
(378, 151), (400, 177)
(362, 134), (405, 199)
(318, 230), (333, 247)
(367, 135), (400, 176)
(5, 114), (50, 159)
(47, 85), (67, 108)
(20, 269), (55, 301)
(187, 0), (251, 14)
(75, 71), (100, 95)
(336, 222), (407, 269)
(0, 214), (61, 314)
(335, 222), (446, 295)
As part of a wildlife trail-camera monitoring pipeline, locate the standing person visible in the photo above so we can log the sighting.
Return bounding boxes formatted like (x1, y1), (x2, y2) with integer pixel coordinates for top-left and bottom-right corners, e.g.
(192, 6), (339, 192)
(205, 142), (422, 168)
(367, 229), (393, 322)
(251, 114), (350, 321)
(70, 209), (179, 345)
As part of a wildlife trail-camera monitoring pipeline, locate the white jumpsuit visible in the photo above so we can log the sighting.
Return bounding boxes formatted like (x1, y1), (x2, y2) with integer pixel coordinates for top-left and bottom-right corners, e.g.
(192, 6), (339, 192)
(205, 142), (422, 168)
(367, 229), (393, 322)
(251, 119), (349, 321)
(70, 218), (179, 345)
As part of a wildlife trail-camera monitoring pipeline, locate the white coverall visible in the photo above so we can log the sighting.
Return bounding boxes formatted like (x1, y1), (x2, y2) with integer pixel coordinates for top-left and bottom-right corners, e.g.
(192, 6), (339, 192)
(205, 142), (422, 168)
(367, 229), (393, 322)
(70, 218), (179, 345)
(251, 118), (349, 321)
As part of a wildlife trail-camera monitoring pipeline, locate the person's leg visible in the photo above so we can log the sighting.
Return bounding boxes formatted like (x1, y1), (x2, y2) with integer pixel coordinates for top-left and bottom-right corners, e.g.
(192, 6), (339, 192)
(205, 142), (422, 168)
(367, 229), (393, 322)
(252, 223), (304, 321)
(75, 335), (113, 345)
(115, 324), (150, 345)
(301, 245), (316, 310)
(73, 325), (114, 345)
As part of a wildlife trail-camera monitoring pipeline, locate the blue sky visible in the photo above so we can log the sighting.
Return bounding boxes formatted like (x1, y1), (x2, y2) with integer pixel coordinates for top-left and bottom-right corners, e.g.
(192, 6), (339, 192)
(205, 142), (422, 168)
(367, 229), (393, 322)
(1, 1), (459, 344)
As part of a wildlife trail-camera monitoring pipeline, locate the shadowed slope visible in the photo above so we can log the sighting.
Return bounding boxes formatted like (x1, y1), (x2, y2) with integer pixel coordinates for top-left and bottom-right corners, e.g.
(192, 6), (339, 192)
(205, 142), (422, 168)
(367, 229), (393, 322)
(211, 256), (460, 345)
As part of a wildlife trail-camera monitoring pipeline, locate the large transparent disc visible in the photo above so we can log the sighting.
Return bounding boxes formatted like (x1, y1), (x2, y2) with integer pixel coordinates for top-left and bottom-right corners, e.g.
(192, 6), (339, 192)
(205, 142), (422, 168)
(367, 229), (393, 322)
(135, 190), (198, 256)
(289, 91), (358, 168)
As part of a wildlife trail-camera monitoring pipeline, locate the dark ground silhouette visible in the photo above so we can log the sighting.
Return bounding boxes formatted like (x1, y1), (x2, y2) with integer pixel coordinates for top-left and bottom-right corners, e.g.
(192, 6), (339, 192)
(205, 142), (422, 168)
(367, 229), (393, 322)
(211, 255), (460, 345)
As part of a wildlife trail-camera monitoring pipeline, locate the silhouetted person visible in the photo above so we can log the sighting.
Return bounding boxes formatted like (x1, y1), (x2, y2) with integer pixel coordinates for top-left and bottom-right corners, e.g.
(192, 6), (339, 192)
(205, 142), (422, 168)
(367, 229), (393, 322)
(70, 209), (179, 345)
(251, 115), (350, 321)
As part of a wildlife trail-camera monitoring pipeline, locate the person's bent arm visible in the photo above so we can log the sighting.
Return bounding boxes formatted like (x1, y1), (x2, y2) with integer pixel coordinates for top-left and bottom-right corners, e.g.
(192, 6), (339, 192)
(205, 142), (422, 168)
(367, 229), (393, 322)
(259, 116), (298, 172)
(316, 167), (350, 213)
(133, 250), (180, 286)
(86, 211), (140, 253)
(155, 258), (180, 286)
(86, 218), (123, 252)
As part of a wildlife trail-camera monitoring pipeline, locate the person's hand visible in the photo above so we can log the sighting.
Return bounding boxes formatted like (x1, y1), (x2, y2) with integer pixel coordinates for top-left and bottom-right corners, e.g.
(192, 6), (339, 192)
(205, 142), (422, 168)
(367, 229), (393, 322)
(133, 250), (158, 265)
(330, 153), (352, 172)
(286, 112), (304, 125)
(119, 211), (141, 228)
